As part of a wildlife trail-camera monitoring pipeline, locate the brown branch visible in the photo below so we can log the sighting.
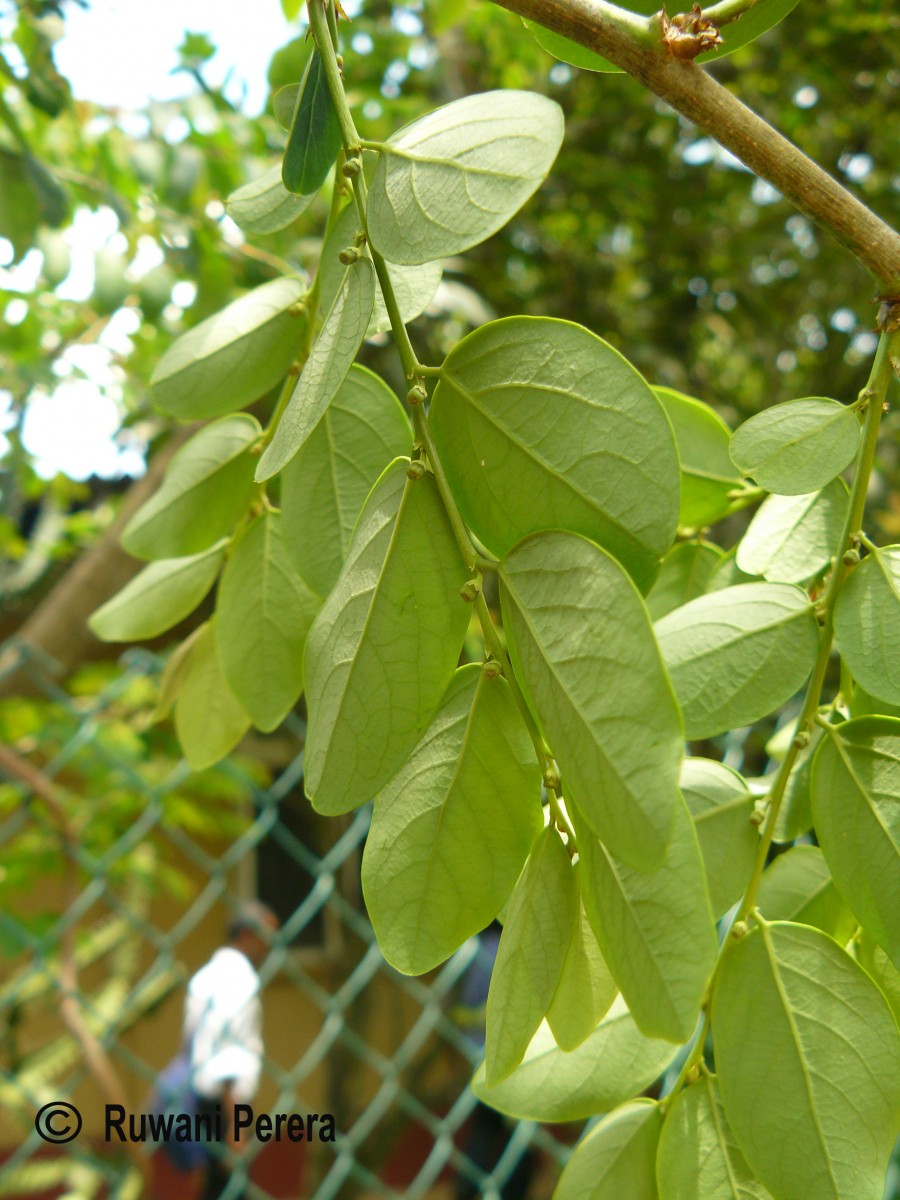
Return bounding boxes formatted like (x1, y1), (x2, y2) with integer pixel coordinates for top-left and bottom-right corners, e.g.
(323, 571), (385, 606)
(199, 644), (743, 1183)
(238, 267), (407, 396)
(487, 0), (900, 293)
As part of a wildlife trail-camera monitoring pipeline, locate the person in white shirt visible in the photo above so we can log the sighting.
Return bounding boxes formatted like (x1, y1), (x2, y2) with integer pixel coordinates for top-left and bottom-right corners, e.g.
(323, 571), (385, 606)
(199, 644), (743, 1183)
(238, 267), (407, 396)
(184, 901), (278, 1200)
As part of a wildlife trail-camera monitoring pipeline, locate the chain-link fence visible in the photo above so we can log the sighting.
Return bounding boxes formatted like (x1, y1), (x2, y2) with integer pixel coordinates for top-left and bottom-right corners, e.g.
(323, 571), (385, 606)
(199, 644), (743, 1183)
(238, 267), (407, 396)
(0, 639), (573, 1200)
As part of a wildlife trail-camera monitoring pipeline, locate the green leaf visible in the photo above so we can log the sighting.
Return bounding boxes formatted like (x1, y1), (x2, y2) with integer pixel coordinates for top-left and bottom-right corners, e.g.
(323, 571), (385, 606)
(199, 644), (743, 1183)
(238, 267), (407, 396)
(215, 511), (320, 732)
(282, 48), (343, 196)
(122, 415), (261, 561)
(175, 620), (251, 771)
(657, 1074), (772, 1200)
(362, 665), (542, 975)
(89, 542), (225, 642)
(303, 460), (469, 815)
(681, 757), (757, 919)
(318, 201), (443, 336)
(705, 549), (757, 593)
(256, 256), (376, 481)
(553, 1101), (662, 1200)
(771, 734), (816, 843)
(856, 929), (900, 1027)
(432, 317), (679, 591)
(524, 0), (799, 73)
(226, 165), (315, 234)
(647, 542), (724, 621)
(280, 364), (411, 598)
(151, 277), (307, 420)
(484, 824), (576, 1085)
(366, 90), (564, 265)
(273, 83), (300, 130)
(655, 583), (819, 740)
(655, 388), (740, 530)
(811, 717), (900, 967)
(151, 624), (207, 722)
(756, 846), (855, 943)
(473, 997), (676, 1123)
(577, 796), (717, 1043)
(735, 479), (848, 584)
(547, 881), (618, 1052)
(501, 530), (683, 869)
(712, 920), (900, 1200)
(833, 545), (900, 705)
(729, 398), (859, 495)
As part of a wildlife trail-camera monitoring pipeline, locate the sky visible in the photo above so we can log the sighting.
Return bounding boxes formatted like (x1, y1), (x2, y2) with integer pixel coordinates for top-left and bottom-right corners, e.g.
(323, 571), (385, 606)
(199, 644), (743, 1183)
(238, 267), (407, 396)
(2, 0), (298, 480)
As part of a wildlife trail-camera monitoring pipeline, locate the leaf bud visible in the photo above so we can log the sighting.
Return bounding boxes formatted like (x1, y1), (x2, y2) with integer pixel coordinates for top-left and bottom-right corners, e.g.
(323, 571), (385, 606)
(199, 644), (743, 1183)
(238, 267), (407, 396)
(731, 920), (749, 940)
(339, 245), (361, 266)
(459, 578), (481, 602)
(686, 1064), (701, 1085)
(407, 383), (428, 406)
(289, 301), (307, 318)
(792, 729), (811, 750)
(406, 459), (427, 481)
(288, 360), (302, 376)
(842, 547), (860, 566)
(482, 659), (502, 680)
(749, 808), (766, 827)
(342, 155), (363, 178)
(542, 763), (561, 791)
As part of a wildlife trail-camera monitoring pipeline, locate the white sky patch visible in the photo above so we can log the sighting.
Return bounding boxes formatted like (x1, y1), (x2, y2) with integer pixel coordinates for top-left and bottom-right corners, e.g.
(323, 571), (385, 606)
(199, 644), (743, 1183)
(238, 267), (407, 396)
(22, 382), (137, 480)
(53, 0), (295, 113)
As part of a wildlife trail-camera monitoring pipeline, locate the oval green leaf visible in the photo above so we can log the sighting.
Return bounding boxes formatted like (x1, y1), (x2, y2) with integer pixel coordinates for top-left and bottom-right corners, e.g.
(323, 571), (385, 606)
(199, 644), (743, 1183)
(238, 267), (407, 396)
(318, 201), (443, 336)
(122, 415), (261, 561)
(89, 541), (225, 642)
(282, 48), (342, 196)
(256, 256), (376, 481)
(175, 620), (251, 771)
(729, 398), (859, 495)
(215, 511), (320, 733)
(362, 665), (542, 976)
(857, 929), (900, 1027)
(657, 1074), (772, 1200)
(501, 530), (683, 869)
(756, 845), (855, 943)
(280, 364), (412, 598)
(577, 796), (716, 1043)
(226, 164), (314, 234)
(484, 824), (576, 1085)
(811, 717), (900, 967)
(433, 317), (679, 590)
(655, 388), (740, 530)
(473, 996), (675, 1123)
(547, 882), (617, 1052)
(553, 1101), (662, 1200)
(647, 542), (724, 621)
(655, 583), (819, 740)
(833, 545), (900, 705)
(150, 277), (307, 420)
(681, 757), (757, 919)
(366, 90), (564, 265)
(712, 921), (900, 1200)
(303, 459), (469, 815)
(736, 478), (848, 584)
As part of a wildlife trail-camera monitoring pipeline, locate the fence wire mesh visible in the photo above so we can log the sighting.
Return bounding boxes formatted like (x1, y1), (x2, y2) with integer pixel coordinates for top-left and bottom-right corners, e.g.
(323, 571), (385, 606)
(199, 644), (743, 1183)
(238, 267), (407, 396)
(0, 639), (572, 1200)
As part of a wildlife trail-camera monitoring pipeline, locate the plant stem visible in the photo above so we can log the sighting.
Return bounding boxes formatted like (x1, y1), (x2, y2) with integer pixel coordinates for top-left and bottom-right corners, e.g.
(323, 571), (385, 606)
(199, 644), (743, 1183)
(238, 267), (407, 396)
(310, 0), (577, 847)
(736, 328), (898, 920)
(702, 0), (759, 27)
(661, 329), (898, 1112)
(486, 0), (900, 292)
